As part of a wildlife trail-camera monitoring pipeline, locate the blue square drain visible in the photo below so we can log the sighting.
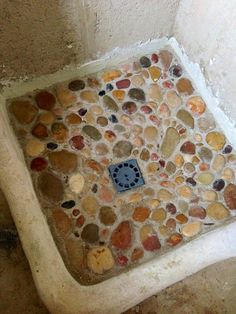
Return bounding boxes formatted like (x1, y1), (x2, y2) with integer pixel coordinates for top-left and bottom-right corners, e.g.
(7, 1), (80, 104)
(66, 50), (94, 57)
(108, 159), (145, 192)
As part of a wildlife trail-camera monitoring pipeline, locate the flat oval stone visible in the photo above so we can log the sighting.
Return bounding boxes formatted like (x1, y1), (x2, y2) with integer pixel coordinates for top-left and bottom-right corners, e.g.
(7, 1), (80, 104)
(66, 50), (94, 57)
(68, 79), (85, 91)
(30, 157), (47, 171)
(189, 206), (206, 219)
(182, 222), (201, 237)
(132, 207), (150, 222)
(10, 100), (38, 124)
(169, 64), (183, 77)
(197, 172), (214, 185)
(223, 145), (233, 154)
(101, 69), (122, 82)
(69, 173), (84, 193)
(81, 196), (100, 216)
(198, 147), (213, 162)
(56, 85), (76, 107)
(61, 200), (75, 209)
(140, 105), (152, 114)
(139, 56), (151, 68)
(128, 88), (146, 102)
(159, 50), (173, 69)
(165, 91), (181, 108)
(202, 190), (218, 202)
(48, 150), (77, 173)
(149, 66), (161, 81)
(111, 221), (132, 249)
(66, 113), (82, 124)
(80, 90), (98, 103)
(38, 171), (63, 202)
(148, 84), (163, 102)
(212, 155), (225, 172)
(95, 143), (109, 155)
(167, 233), (183, 246)
(151, 53), (159, 63)
(166, 203), (177, 214)
(206, 132), (226, 151)
(32, 123), (48, 138)
(176, 78), (194, 95)
(112, 90), (125, 102)
(180, 141), (195, 154)
(176, 214), (188, 224)
(166, 161), (176, 174)
(99, 206), (117, 225)
(25, 139), (45, 156)
(38, 112), (55, 125)
(116, 79), (131, 89)
(144, 126), (158, 142)
(103, 95), (119, 112)
(70, 135), (85, 150)
(140, 148), (150, 161)
(82, 125), (102, 141)
(52, 209), (72, 237)
(187, 96), (206, 116)
(81, 223), (99, 243)
(198, 116), (216, 131)
(35, 91), (56, 110)
(161, 127), (180, 158)
(122, 101), (137, 114)
(97, 116), (108, 127)
(113, 141), (133, 158)
(177, 186), (193, 199)
(104, 130), (116, 142)
(224, 184), (236, 209)
(222, 168), (235, 181)
(140, 225), (161, 251)
(207, 202), (229, 220)
(157, 189), (174, 201)
(176, 109), (194, 128)
(131, 74), (145, 87)
(87, 246), (114, 274)
(151, 208), (166, 222)
(51, 123), (68, 142)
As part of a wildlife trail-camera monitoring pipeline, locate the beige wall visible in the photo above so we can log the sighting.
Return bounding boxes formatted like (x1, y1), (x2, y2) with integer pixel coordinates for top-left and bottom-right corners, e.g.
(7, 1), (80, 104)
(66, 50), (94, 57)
(0, 0), (179, 83)
(174, 0), (236, 123)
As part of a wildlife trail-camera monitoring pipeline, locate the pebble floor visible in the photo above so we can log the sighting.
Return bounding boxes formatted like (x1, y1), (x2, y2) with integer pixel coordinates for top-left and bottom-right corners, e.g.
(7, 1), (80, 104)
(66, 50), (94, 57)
(7, 48), (236, 284)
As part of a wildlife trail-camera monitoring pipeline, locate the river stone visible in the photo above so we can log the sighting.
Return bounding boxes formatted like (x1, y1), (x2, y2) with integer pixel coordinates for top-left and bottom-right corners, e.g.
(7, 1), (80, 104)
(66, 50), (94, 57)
(56, 85), (76, 107)
(180, 141), (195, 154)
(103, 95), (119, 112)
(122, 101), (137, 114)
(38, 172), (63, 202)
(222, 168), (235, 181)
(224, 184), (236, 209)
(197, 172), (214, 185)
(112, 90), (125, 102)
(66, 113), (82, 124)
(131, 248), (144, 262)
(212, 155), (225, 172)
(95, 143), (109, 155)
(166, 161), (176, 174)
(51, 122), (68, 142)
(113, 141), (133, 158)
(176, 109), (194, 128)
(128, 88), (146, 102)
(148, 84), (163, 102)
(159, 50), (173, 69)
(131, 74), (145, 87)
(207, 202), (229, 220)
(206, 132), (226, 151)
(144, 126), (158, 142)
(132, 207), (150, 222)
(140, 148), (150, 161)
(82, 125), (102, 141)
(116, 79), (131, 89)
(182, 222), (201, 237)
(198, 116), (216, 132)
(198, 147), (213, 162)
(176, 78), (194, 95)
(32, 123), (48, 138)
(151, 208), (166, 222)
(68, 79), (85, 91)
(49, 150), (77, 173)
(165, 91), (181, 108)
(187, 96), (206, 116)
(189, 206), (206, 219)
(35, 91), (56, 111)
(70, 135), (85, 150)
(149, 66), (161, 81)
(111, 221), (132, 249)
(81, 223), (99, 243)
(99, 206), (117, 225)
(52, 209), (72, 237)
(140, 225), (161, 251)
(69, 173), (84, 194)
(80, 90), (98, 103)
(25, 139), (45, 156)
(139, 56), (151, 68)
(101, 69), (122, 82)
(87, 246), (114, 274)
(161, 127), (180, 158)
(202, 190), (218, 202)
(157, 189), (174, 201)
(81, 196), (100, 216)
(167, 233), (183, 246)
(10, 100), (38, 124)
(97, 116), (108, 127)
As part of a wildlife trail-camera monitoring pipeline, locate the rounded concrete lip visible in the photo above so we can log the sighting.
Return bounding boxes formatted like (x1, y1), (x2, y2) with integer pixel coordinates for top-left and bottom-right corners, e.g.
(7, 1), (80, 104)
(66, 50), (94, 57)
(1, 38), (236, 313)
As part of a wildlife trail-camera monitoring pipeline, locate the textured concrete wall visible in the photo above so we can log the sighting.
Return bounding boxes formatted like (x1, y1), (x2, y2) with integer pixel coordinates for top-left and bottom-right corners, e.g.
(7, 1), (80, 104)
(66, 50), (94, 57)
(174, 0), (236, 124)
(0, 0), (179, 83)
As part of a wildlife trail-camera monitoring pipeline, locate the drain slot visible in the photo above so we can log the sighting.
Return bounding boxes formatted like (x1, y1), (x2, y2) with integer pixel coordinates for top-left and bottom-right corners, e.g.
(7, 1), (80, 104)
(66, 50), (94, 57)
(108, 159), (145, 192)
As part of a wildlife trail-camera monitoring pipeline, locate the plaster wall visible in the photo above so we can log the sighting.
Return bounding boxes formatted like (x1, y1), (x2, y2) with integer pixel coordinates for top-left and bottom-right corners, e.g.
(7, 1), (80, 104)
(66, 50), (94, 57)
(0, 0), (179, 83)
(174, 0), (236, 124)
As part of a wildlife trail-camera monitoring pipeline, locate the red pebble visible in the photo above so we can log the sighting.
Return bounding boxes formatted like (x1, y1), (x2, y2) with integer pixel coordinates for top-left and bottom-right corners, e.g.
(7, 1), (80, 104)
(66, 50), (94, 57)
(142, 235), (161, 251)
(162, 80), (174, 89)
(72, 209), (80, 217)
(116, 79), (131, 89)
(151, 153), (159, 161)
(70, 135), (85, 150)
(117, 255), (129, 266)
(30, 157), (48, 171)
(159, 159), (165, 167)
(76, 215), (85, 227)
(151, 53), (159, 63)
(149, 115), (161, 126)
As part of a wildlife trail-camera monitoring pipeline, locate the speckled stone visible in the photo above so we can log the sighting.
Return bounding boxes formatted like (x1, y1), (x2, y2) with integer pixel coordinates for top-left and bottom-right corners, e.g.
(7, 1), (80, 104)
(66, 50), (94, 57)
(161, 127), (180, 158)
(51, 123), (68, 142)
(224, 184), (236, 209)
(103, 95), (119, 112)
(176, 109), (194, 128)
(80, 90), (98, 103)
(222, 168), (235, 181)
(213, 179), (225, 191)
(128, 88), (146, 102)
(99, 206), (117, 226)
(131, 74), (145, 87)
(38, 171), (63, 202)
(198, 116), (216, 132)
(82, 125), (102, 141)
(148, 84), (163, 102)
(113, 141), (133, 158)
(81, 223), (99, 243)
(70, 135), (85, 150)
(35, 91), (56, 110)
(198, 147), (213, 162)
(187, 96), (206, 116)
(87, 246), (114, 274)
(207, 202), (229, 220)
(166, 161), (176, 174)
(81, 196), (100, 216)
(10, 100), (38, 124)
(122, 101), (137, 114)
(52, 209), (72, 237)
(140, 148), (150, 161)
(176, 78), (194, 95)
(111, 221), (132, 249)
(49, 150), (77, 173)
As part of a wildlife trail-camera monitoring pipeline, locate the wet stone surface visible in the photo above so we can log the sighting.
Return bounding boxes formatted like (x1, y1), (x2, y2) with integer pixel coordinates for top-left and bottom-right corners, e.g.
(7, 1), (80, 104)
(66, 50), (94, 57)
(8, 48), (236, 285)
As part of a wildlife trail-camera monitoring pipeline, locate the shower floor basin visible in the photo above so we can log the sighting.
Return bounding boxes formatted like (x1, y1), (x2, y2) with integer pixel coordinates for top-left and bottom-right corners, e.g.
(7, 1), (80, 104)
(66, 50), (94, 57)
(7, 47), (236, 286)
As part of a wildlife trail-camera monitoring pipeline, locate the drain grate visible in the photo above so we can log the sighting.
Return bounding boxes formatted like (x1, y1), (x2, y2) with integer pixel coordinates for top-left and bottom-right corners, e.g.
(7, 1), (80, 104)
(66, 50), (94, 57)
(108, 159), (145, 192)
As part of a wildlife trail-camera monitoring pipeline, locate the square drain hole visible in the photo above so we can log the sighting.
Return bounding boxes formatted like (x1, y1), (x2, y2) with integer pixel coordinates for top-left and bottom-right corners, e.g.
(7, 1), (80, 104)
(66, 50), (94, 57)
(108, 159), (145, 192)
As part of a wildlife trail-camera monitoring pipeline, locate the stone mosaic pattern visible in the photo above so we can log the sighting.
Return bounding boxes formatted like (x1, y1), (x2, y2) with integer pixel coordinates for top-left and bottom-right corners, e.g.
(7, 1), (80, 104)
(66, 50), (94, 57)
(7, 48), (236, 284)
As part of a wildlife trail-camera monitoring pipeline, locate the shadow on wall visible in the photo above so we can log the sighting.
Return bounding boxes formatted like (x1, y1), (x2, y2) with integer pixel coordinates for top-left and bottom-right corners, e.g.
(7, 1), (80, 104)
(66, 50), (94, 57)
(0, 0), (180, 82)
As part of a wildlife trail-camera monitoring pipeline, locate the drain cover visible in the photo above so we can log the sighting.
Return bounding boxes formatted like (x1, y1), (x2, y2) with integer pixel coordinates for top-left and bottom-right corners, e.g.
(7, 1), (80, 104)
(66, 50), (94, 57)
(108, 159), (145, 192)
